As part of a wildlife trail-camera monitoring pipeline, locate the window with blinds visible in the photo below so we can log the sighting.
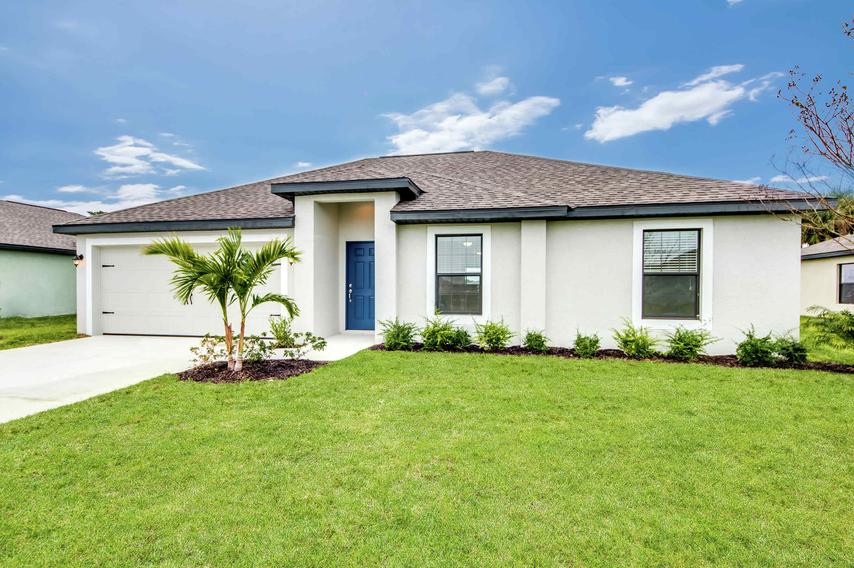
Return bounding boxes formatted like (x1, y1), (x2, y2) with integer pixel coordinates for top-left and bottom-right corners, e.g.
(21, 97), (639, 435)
(839, 263), (854, 304)
(436, 235), (482, 315)
(642, 229), (700, 319)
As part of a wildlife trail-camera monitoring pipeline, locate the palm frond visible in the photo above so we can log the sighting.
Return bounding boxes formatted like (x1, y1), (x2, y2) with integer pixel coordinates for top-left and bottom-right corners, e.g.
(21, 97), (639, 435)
(250, 293), (300, 319)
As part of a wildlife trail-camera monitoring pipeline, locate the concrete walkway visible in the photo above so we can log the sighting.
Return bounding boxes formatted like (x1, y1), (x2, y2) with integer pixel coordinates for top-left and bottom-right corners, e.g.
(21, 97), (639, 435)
(0, 332), (375, 424)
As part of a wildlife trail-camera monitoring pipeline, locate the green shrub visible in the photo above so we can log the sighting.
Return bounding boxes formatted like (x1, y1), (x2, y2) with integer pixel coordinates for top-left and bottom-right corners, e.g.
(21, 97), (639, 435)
(422, 314), (471, 351)
(242, 335), (274, 363)
(190, 334), (229, 365)
(269, 316), (298, 349)
(807, 306), (854, 344)
(573, 331), (600, 358)
(282, 332), (326, 360)
(612, 320), (657, 359)
(774, 334), (808, 365)
(268, 316), (327, 359)
(379, 318), (419, 351)
(523, 330), (549, 353)
(735, 327), (777, 367)
(664, 326), (717, 362)
(474, 319), (513, 351)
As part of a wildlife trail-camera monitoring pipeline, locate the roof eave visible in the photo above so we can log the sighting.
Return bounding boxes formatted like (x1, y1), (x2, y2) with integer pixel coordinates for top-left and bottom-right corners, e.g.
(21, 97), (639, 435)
(802, 249), (854, 261)
(271, 177), (423, 201)
(53, 217), (294, 235)
(0, 243), (76, 255)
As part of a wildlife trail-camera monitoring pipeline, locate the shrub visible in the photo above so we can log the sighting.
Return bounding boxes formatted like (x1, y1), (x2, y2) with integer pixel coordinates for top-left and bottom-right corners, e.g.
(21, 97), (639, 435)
(573, 331), (600, 358)
(379, 318), (419, 351)
(282, 332), (327, 360)
(190, 334), (229, 365)
(735, 327), (777, 367)
(242, 335), (274, 363)
(474, 319), (514, 351)
(774, 334), (808, 365)
(269, 316), (299, 349)
(422, 314), (470, 351)
(807, 306), (854, 344)
(664, 326), (717, 362)
(612, 320), (657, 359)
(523, 330), (549, 353)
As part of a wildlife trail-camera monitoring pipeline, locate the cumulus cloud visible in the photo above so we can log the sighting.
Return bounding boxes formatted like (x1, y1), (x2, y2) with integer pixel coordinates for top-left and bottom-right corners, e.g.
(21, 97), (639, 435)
(584, 64), (779, 143)
(95, 135), (204, 177)
(733, 176), (762, 185)
(609, 76), (633, 87)
(769, 174), (828, 184)
(727, 0), (744, 5)
(4, 182), (187, 214)
(295, 161), (312, 168)
(56, 184), (93, 193)
(385, 86), (560, 154)
(476, 76), (511, 96)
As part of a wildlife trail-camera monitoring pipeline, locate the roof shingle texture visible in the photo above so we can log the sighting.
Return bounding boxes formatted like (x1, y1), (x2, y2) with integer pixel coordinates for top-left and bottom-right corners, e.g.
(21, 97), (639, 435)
(801, 235), (854, 258)
(59, 150), (805, 227)
(1, 200), (82, 251)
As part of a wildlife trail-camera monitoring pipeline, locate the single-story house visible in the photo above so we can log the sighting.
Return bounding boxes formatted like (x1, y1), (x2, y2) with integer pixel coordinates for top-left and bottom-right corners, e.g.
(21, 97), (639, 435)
(54, 150), (809, 353)
(800, 235), (854, 314)
(1, 200), (83, 317)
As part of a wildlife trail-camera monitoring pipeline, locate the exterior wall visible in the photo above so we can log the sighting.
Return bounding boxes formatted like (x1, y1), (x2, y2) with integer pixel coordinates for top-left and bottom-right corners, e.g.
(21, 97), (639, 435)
(0, 249), (76, 317)
(801, 256), (854, 313)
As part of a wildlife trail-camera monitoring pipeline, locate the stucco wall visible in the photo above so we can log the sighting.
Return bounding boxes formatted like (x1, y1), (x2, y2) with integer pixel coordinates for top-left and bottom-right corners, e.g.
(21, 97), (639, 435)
(801, 256), (854, 314)
(0, 249), (76, 317)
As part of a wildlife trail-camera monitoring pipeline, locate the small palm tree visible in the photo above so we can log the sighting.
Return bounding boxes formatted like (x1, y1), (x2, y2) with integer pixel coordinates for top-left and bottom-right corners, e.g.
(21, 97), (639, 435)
(145, 228), (301, 371)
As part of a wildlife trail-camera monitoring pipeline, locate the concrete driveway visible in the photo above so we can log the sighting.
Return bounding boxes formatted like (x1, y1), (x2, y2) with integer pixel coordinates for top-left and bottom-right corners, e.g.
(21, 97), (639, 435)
(0, 336), (196, 424)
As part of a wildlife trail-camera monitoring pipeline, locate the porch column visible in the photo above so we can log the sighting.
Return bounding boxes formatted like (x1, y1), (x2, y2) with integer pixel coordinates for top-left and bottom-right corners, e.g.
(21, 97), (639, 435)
(292, 196), (315, 333)
(373, 192), (398, 342)
(519, 220), (547, 333)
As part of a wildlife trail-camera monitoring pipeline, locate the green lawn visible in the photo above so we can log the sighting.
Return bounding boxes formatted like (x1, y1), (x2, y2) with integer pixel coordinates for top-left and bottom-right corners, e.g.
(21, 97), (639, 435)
(0, 314), (78, 351)
(1, 351), (851, 566)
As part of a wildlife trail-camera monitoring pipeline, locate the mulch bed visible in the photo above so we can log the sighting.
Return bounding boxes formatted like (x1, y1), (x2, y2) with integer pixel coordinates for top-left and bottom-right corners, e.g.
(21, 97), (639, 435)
(370, 344), (854, 374)
(178, 359), (326, 383)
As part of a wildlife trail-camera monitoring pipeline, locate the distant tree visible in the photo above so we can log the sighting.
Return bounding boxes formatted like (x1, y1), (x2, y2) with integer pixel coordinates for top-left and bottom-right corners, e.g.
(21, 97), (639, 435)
(87, 210), (106, 216)
(774, 17), (853, 245)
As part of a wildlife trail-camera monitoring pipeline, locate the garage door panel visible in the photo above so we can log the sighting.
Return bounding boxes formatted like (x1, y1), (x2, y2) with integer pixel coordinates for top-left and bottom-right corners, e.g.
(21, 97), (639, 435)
(99, 245), (285, 337)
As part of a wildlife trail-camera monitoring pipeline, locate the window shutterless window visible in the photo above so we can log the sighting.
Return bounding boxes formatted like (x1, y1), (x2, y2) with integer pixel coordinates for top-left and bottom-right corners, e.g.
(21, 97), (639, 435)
(642, 229), (700, 319)
(839, 263), (854, 304)
(435, 234), (482, 315)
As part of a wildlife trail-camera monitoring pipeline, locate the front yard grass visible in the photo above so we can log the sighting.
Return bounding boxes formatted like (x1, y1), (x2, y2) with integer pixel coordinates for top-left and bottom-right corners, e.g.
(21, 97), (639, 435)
(0, 314), (78, 351)
(801, 315), (854, 365)
(1, 350), (851, 566)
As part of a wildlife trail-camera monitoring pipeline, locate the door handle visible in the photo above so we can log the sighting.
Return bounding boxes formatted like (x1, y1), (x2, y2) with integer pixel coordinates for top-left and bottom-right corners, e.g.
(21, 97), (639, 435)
(348, 283), (352, 303)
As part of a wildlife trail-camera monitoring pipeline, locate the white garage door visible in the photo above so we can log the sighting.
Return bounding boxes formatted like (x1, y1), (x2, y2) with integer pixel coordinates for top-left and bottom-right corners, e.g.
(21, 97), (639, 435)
(99, 244), (286, 336)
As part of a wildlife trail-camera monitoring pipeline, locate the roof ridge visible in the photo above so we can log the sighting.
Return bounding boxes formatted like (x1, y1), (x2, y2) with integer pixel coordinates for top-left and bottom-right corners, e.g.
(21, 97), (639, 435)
(1, 199), (83, 216)
(377, 150), (476, 159)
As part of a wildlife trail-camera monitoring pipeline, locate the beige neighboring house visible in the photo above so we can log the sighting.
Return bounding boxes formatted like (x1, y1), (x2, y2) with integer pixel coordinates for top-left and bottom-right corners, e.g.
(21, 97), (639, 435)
(801, 235), (854, 314)
(53, 150), (812, 354)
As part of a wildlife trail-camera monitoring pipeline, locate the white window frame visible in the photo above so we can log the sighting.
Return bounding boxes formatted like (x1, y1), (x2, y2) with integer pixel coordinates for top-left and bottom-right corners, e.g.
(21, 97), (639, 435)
(426, 225), (491, 324)
(632, 219), (713, 330)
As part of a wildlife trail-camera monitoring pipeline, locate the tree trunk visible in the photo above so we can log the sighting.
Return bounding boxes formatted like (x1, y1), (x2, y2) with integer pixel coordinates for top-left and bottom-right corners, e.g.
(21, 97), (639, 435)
(224, 322), (235, 370)
(234, 319), (246, 372)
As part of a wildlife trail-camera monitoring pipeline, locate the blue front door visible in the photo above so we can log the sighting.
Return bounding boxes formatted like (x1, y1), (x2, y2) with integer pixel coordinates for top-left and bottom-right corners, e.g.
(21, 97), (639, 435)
(346, 241), (375, 330)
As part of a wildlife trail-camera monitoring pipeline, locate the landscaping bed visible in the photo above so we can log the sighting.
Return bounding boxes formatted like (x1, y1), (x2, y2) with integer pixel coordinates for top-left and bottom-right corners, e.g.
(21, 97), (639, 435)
(371, 343), (854, 374)
(178, 359), (325, 383)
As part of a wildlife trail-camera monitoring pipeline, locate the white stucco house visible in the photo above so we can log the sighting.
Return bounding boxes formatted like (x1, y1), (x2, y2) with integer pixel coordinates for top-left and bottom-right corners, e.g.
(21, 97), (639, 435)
(54, 150), (810, 354)
(800, 235), (854, 314)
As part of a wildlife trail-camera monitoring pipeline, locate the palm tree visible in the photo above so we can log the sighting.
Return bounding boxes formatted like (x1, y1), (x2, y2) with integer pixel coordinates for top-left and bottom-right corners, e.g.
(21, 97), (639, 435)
(231, 237), (301, 371)
(144, 228), (301, 371)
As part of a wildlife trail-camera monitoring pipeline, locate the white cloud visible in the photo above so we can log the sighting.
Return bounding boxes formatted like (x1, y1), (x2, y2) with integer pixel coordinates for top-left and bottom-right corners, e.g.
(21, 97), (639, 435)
(683, 64), (744, 87)
(4, 182), (177, 214)
(585, 64), (780, 143)
(114, 118), (127, 125)
(385, 87), (560, 154)
(769, 174), (828, 184)
(295, 161), (312, 168)
(95, 135), (204, 177)
(609, 76), (633, 87)
(476, 76), (511, 96)
(733, 176), (762, 185)
(727, 0), (744, 5)
(56, 184), (93, 193)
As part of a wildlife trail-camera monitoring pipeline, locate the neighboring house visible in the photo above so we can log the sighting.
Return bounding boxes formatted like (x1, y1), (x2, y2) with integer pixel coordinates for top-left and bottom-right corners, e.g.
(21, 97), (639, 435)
(54, 150), (809, 353)
(800, 235), (854, 314)
(0, 200), (83, 317)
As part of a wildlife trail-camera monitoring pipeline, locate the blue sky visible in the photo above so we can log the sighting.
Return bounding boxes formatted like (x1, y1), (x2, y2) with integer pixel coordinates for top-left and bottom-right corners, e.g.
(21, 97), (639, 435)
(0, 0), (849, 213)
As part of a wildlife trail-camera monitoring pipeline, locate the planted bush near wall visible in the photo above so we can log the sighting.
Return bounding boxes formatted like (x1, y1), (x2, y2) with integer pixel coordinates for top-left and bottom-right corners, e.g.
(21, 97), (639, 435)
(807, 306), (854, 344)
(422, 314), (471, 351)
(613, 320), (657, 359)
(665, 327), (717, 362)
(379, 318), (419, 351)
(775, 335), (808, 365)
(523, 330), (549, 353)
(475, 320), (514, 351)
(573, 332), (600, 358)
(735, 327), (777, 367)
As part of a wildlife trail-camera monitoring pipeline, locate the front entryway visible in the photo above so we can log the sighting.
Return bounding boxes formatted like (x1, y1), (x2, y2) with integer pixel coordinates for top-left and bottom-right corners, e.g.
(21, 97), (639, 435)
(345, 241), (375, 330)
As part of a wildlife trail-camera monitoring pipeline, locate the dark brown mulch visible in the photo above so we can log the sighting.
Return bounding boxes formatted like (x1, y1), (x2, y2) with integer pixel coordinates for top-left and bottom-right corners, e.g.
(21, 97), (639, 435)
(371, 344), (854, 374)
(178, 359), (326, 383)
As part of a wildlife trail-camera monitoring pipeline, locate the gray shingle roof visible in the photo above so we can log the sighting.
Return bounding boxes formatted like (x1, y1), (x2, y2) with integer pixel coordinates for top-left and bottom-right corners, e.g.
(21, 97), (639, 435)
(801, 235), (854, 259)
(57, 150), (806, 230)
(0, 200), (82, 253)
